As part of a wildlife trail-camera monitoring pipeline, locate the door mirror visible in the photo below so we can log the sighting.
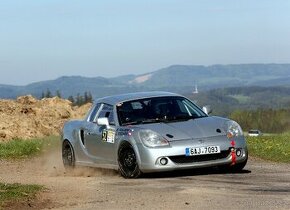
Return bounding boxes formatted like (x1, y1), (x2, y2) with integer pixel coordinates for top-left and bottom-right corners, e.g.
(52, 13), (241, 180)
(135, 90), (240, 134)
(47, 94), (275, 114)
(96, 117), (109, 126)
(202, 105), (212, 115)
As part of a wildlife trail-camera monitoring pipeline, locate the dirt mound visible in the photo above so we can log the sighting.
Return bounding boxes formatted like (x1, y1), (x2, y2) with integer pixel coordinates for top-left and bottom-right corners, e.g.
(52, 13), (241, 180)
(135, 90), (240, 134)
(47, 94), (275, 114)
(0, 95), (92, 141)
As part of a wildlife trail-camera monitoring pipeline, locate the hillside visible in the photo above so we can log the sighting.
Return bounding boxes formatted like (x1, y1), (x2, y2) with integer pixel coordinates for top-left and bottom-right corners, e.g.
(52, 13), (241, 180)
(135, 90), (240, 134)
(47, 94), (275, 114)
(1, 63), (290, 99)
(187, 86), (290, 117)
(131, 64), (290, 88)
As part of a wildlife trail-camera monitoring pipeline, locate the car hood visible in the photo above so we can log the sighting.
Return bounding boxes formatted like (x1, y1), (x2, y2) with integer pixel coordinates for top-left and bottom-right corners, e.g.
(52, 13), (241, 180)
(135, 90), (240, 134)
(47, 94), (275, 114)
(133, 116), (228, 141)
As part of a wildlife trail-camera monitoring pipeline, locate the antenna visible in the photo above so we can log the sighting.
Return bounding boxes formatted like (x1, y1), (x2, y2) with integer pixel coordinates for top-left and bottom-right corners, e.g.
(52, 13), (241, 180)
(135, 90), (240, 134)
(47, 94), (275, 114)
(193, 84), (198, 94)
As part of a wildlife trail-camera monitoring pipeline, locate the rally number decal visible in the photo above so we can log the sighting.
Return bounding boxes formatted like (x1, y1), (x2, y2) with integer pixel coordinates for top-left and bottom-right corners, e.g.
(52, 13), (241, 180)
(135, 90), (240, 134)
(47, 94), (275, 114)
(102, 129), (115, 143)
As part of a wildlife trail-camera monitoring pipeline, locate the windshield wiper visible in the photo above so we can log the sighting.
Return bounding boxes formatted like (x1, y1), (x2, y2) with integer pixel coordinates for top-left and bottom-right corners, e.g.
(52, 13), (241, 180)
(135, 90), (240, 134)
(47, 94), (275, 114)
(176, 115), (206, 120)
(161, 115), (207, 122)
(121, 121), (142, 126)
(122, 118), (168, 126)
(121, 115), (206, 126)
(121, 118), (160, 126)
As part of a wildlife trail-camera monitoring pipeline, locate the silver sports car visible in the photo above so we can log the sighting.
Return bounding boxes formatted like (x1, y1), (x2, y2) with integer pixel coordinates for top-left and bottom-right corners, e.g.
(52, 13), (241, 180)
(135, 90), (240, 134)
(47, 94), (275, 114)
(62, 91), (248, 178)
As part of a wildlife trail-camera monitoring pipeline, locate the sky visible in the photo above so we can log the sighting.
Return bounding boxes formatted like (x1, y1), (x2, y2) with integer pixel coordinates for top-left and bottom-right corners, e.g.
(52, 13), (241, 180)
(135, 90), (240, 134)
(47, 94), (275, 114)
(0, 0), (290, 85)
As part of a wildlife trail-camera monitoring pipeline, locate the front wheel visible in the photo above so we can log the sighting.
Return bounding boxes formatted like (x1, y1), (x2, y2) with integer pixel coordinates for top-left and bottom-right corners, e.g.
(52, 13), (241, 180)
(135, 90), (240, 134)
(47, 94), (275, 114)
(118, 143), (142, 178)
(62, 140), (75, 170)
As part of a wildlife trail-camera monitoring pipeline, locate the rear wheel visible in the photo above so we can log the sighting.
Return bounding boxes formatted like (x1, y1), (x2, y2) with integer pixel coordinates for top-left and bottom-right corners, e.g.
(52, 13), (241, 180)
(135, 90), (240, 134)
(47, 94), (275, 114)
(62, 140), (75, 170)
(118, 143), (142, 178)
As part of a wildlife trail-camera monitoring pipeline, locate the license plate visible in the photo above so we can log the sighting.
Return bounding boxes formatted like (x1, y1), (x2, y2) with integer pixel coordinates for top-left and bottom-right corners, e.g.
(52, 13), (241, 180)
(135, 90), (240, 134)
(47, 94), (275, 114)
(185, 146), (221, 156)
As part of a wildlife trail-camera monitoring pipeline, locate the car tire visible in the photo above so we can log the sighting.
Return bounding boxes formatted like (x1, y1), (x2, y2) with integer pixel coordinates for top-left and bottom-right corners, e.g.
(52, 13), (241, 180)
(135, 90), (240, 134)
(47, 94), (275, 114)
(118, 143), (142, 178)
(62, 140), (75, 170)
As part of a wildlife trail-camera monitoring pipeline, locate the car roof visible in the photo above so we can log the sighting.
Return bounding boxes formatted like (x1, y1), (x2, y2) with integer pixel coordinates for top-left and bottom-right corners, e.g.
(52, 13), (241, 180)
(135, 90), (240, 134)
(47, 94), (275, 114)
(95, 91), (182, 105)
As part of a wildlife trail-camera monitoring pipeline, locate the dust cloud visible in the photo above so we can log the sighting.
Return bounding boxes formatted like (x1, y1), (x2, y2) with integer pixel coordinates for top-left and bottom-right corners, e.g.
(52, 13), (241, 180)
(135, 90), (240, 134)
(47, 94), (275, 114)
(36, 144), (119, 178)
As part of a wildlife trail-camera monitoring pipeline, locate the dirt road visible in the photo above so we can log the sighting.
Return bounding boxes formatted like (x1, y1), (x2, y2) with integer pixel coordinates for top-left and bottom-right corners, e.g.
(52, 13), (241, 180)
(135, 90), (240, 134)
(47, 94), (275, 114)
(0, 149), (289, 210)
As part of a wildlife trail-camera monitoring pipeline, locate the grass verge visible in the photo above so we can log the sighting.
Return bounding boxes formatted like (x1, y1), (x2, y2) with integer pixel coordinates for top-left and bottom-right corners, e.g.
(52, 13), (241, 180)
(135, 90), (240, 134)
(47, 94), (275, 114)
(0, 136), (59, 159)
(247, 133), (290, 163)
(0, 183), (43, 208)
(0, 136), (57, 208)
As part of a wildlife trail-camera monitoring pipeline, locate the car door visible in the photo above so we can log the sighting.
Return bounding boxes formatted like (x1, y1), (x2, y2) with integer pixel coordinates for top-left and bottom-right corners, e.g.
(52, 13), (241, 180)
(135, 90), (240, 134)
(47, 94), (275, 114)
(84, 103), (116, 165)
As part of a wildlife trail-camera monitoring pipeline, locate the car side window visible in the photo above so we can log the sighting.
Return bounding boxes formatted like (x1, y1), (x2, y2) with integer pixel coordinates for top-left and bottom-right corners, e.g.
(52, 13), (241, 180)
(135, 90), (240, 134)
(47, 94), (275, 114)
(97, 104), (115, 125)
(88, 103), (102, 122)
(179, 99), (205, 117)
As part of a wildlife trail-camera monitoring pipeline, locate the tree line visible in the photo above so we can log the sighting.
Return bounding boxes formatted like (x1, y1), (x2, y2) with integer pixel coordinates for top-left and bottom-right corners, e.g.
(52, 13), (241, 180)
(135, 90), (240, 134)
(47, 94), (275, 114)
(40, 89), (93, 106)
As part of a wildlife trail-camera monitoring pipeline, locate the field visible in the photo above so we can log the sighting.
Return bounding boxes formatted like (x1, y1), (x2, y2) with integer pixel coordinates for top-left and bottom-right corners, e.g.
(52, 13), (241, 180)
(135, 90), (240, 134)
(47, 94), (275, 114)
(247, 133), (290, 163)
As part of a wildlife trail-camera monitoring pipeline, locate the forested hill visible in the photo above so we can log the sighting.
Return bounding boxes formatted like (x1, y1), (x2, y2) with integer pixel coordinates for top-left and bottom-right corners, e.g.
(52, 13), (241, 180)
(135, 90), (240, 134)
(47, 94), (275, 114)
(187, 86), (290, 117)
(1, 63), (290, 99)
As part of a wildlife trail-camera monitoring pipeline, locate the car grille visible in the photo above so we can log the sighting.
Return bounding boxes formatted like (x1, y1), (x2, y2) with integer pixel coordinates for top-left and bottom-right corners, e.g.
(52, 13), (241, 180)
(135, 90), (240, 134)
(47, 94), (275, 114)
(168, 150), (230, 164)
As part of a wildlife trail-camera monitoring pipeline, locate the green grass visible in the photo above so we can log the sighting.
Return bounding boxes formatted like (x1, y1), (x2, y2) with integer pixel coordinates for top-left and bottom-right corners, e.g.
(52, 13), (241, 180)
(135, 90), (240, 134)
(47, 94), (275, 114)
(0, 136), (59, 159)
(247, 133), (290, 163)
(0, 183), (43, 207)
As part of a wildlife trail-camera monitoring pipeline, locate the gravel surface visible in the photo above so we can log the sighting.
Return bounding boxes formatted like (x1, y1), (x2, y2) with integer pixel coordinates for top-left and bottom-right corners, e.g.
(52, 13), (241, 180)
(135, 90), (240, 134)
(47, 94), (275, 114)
(0, 149), (289, 210)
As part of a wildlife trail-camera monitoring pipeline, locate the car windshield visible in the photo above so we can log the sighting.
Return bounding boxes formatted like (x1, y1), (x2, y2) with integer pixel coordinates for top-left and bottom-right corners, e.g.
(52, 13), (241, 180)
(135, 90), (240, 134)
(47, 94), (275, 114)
(117, 96), (207, 126)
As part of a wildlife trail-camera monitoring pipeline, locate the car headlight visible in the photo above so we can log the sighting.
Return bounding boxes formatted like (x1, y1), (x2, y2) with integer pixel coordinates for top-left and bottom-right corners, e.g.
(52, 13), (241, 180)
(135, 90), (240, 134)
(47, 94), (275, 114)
(138, 130), (169, 148)
(224, 120), (243, 139)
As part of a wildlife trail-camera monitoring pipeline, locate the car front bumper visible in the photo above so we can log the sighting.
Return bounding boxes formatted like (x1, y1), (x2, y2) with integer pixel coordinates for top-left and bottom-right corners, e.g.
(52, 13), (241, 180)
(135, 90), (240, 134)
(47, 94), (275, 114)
(134, 135), (248, 173)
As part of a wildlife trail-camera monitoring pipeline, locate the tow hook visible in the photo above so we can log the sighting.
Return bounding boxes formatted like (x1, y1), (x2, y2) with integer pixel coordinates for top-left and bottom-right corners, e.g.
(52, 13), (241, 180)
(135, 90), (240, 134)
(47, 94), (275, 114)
(231, 148), (236, 165)
(230, 140), (236, 165)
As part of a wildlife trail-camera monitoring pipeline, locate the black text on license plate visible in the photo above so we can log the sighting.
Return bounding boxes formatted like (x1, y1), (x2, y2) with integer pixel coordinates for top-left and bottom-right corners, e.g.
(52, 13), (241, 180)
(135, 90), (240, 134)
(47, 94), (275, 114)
(185, 146), (220, 156)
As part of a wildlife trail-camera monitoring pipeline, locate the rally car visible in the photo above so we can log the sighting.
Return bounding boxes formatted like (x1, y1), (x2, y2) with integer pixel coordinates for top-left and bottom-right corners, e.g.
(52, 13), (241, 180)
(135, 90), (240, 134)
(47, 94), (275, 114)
(62, 91), (248, 178)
